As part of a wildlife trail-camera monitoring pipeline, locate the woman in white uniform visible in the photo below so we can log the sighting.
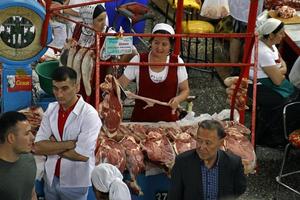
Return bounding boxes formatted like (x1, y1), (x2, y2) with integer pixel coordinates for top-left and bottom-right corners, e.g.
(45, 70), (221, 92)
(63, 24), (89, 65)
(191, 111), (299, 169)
(248, 18), (300, 147)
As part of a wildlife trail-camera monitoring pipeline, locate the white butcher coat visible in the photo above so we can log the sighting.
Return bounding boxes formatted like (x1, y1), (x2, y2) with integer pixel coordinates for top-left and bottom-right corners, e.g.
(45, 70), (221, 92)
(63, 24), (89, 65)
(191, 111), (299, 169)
(35, 96), (101, 187)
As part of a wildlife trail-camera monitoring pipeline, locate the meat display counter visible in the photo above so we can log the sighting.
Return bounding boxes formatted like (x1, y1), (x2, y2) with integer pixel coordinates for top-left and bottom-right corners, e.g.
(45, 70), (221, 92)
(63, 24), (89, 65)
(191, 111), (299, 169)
(96, 120), (256, 200)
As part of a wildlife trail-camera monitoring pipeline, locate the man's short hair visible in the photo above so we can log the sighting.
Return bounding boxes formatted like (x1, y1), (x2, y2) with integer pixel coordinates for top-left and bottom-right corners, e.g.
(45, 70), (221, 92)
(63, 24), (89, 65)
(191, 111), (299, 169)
(198, 120), (226, 139)
(52, 66), (77, 82)
(0, 111), (27, 144)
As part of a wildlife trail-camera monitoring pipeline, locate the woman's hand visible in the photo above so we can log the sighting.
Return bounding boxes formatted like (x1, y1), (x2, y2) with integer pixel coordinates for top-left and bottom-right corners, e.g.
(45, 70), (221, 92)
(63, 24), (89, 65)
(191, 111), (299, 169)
(168, 97), (180, 110)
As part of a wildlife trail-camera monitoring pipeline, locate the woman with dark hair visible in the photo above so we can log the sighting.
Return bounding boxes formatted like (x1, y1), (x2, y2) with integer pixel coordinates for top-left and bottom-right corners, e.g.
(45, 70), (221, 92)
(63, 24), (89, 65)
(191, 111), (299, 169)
(62, 3), (135, 105)
(248, 18), (300, 146)
(73, 3), (107, 48)
(118, 23), (190, 122)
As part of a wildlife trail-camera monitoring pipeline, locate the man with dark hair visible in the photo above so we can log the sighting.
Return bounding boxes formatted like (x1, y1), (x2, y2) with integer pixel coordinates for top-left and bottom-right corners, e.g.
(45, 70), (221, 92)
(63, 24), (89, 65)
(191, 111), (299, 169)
(34, 66), (101, 200)
(0, 111), (37, 200)
(168, 119), (246, 200)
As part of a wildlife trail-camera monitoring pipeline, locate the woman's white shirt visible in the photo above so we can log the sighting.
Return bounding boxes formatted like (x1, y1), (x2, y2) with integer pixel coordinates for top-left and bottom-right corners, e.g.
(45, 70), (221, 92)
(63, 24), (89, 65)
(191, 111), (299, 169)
(124, 54), (188, 91)
(249, 40), (281, 80)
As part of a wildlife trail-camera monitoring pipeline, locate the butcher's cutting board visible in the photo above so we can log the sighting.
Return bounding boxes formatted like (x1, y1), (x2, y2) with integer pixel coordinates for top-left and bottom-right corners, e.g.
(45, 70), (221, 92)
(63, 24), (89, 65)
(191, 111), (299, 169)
(269, 10), (300, 24)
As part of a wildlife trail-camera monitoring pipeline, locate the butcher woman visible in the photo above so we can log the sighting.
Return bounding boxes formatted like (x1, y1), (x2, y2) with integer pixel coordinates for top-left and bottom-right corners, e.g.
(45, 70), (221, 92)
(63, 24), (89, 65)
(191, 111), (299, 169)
(247, 17), (300, 146)
(63, 3), (135, 104)
(118, 23), (190, 122)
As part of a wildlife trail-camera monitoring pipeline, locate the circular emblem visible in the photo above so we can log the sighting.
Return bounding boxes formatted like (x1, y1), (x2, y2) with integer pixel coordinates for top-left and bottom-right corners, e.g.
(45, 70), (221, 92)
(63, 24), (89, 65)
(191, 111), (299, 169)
(0, 6), (43, 61)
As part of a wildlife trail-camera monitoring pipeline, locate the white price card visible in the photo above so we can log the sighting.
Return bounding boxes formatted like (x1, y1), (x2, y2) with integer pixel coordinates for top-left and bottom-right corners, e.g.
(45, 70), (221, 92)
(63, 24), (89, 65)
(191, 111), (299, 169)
(104, 36), (133, 56)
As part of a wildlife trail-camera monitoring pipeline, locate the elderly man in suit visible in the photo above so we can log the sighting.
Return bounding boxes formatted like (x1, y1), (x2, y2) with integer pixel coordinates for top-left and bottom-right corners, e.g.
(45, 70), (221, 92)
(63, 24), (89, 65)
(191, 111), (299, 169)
(168, 119), (246, 200)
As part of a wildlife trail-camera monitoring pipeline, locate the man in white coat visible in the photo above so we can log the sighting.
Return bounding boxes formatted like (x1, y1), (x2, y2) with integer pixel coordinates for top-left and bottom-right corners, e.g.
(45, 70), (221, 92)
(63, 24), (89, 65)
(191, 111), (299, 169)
(34, 66), (101, 200)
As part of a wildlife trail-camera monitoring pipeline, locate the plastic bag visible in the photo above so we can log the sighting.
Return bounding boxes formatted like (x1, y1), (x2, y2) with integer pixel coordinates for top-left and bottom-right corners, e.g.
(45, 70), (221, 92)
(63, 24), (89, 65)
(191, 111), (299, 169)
(200, 0), (230, 19)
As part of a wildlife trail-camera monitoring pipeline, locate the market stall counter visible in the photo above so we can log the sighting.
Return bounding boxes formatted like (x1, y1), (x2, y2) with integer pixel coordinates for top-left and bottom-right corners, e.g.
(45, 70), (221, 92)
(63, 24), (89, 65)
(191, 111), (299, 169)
(95, 118), (256, 200)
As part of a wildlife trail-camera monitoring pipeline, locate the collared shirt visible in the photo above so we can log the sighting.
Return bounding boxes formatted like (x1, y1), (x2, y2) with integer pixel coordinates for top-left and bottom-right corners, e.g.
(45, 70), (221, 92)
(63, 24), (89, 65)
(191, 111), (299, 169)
(54, 98), (79, 177)
(35, 96), (101, 187)
(201, 154), (219, 200)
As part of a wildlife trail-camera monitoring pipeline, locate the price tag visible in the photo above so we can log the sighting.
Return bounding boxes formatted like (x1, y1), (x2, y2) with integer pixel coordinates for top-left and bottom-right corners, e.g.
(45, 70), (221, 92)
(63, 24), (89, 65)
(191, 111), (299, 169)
(104, 36), (133, 56)
(155, 192), (168, 200)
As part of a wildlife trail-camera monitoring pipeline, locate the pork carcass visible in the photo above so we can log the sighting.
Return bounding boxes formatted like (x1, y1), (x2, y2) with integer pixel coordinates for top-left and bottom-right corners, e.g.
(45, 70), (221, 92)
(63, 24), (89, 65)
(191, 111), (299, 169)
(18, 106), (44, 135)
(95, 136), (126, 173)
(72, 48), (88, 84)
(81, 50), (95, 96)
(99, 76), (123, 137)
(142, 131), (176, 170)
(120, 136), (145, 195)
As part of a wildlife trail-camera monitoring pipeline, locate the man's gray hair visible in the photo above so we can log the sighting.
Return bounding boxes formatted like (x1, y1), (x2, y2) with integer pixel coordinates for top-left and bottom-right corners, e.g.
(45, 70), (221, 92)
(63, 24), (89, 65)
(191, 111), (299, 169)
(198, 120), (225, 139)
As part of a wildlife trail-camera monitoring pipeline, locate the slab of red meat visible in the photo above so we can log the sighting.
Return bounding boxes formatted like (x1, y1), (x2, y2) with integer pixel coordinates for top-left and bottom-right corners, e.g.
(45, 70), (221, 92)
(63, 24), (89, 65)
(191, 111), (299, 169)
(127, 124), (148, 142)
(99, 76), (123, 137)
(120, 136), (145, 195)
(95, 136), (126, 172)
(173, 132), (197, 155)
(222, 121), (251, 136)
(165, 127), (183, 141)
(180, 125), (198, 137)
(222, 134), (255, 174)
(224, 76), (248, 111)
(221, 121), (255, 174)
(142, 131), (176, 170)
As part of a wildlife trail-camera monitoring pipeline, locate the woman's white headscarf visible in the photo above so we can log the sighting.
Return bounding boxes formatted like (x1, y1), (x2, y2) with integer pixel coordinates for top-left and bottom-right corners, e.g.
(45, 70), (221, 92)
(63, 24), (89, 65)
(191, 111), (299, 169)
(152, 23), (175, 35)
(91, 163), (131, 200)
(256, 16), (282, 36)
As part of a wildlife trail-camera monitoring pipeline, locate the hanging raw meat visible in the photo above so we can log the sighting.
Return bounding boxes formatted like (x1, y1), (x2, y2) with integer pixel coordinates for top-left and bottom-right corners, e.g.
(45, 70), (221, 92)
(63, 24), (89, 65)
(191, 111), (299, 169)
(72, 48), (88, 84)
(99, 76), (123, 137)
(81, 50), (95, 96)
(66, 45), (77, 68)
(224, 76), (249, 111)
